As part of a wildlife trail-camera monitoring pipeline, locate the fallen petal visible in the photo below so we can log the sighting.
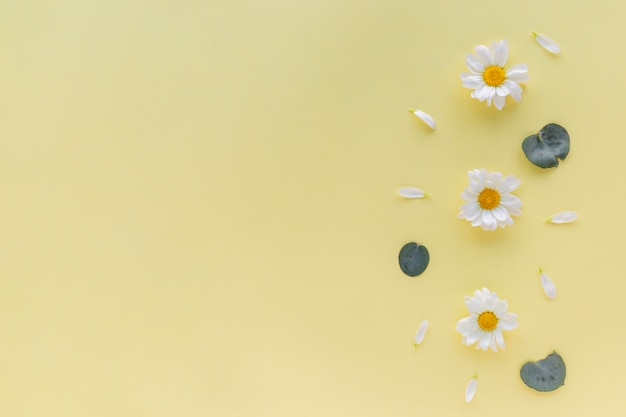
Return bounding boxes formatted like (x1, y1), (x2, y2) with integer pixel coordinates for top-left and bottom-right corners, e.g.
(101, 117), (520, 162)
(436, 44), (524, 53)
(409, 108), (436, 130)
(549, 211), (577, 224)
(532, 32), (561, 54)
(540, 270), (557, 300)
(465, 376), (478, 403)
(414, 319), (429, 346)
(399, 187), (427, 199)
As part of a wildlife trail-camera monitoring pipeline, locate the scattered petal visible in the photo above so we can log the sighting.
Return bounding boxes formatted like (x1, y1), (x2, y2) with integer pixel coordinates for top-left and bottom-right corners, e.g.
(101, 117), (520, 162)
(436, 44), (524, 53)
(532, 32), (561, 54)
(409, 108), (436, 130)
(539, 269), (557, 300)
(548, 211), (577, 224)
(414, 319), (429, 346)
(399, 187), (428, 199)
(465, 375), (478, 403)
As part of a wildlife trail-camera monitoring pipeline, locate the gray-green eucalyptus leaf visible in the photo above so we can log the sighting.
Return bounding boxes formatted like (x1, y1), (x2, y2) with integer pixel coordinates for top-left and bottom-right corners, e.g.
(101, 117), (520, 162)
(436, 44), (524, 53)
(398, 242), (429, 277)
(520, 351), (566, 392)
(522, 123), (570, 168)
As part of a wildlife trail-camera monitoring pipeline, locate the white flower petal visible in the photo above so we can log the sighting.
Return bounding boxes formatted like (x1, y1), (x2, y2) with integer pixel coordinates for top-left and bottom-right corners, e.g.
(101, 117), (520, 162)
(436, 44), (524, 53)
(414, 319), (429, 346)
(506, 64), (529, 83)
(549, 211), (577, 224)
(461, 73), (484, 88)
(410, 109), (436, 130)
(503, 79), (523, 95)
(533, 32), (561, 54)
(398, 187), (427, 199)
(475, 44), (492, 66)
(465, 54), (485, 73)
(498, 313), (519, 330)
(493, 94), (506, 110)
(540, 270), (557, 300)
(493, 39), (508, 66)
(465, 376), (478, 403)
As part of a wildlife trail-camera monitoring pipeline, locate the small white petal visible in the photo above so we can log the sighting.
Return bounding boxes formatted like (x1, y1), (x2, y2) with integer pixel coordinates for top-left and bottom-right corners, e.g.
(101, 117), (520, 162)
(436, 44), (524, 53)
(540, 270), (557, 300)
(465, 376), (478, 403)
(409, 109), (436, 130)
(414, 319), (429, 346)
(549, 211), (577, 224)
(533, 32), (561, 54)
(398, 187), (427, 199)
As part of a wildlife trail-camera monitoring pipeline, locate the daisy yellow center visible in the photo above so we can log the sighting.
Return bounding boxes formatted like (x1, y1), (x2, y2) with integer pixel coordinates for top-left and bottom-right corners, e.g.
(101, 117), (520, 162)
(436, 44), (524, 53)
(483, 66), (505, 87)
(478, 188), (500, 210)
(477, 311), (498, 331)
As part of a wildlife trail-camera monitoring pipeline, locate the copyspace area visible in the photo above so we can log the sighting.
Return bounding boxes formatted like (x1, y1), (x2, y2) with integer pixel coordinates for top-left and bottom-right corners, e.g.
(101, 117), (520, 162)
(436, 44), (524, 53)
(0, 1), (623, 416)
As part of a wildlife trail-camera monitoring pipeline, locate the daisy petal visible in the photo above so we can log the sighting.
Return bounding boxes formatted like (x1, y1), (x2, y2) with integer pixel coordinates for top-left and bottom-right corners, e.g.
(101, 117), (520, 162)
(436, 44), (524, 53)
(503, 79), (523, 95)
(533, 32), (561, 54)
(540, 269), (557, 300)
(506, 64), (529, 83)
(493, 94), (506, 110)
(475, 45), (492, 66)
(465, 376), (478, 403)
(414, 319), (429, 346)
(548, 211), (577, 224)
(398, 187), (427, 199)
(465, 54), (485, 73)
(493, 39), (508, 66)
(461, 73), (484, 88)
(409, 109), (436, 130)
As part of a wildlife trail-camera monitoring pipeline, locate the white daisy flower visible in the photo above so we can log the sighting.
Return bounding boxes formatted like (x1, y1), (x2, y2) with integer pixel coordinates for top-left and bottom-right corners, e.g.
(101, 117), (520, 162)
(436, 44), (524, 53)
(460, 40), (529, 110)
(456, 287), (518, 352)
(458, 169), (522, 231)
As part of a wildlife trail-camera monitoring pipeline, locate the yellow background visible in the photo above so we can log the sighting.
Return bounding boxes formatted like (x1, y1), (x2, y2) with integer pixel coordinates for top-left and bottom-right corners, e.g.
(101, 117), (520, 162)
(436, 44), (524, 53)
(1, 0), (623, 416)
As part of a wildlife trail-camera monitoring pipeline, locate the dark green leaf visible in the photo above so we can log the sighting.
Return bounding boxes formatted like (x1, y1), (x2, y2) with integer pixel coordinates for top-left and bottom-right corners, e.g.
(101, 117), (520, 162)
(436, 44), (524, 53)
(520, 351), (566, 392)
(398, 242), (429, 277)
(522, 123), (570, 168)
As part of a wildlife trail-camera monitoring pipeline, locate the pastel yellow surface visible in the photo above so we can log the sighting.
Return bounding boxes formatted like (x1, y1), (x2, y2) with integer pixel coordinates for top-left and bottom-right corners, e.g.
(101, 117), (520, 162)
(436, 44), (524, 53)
(1, 1), (622, 416)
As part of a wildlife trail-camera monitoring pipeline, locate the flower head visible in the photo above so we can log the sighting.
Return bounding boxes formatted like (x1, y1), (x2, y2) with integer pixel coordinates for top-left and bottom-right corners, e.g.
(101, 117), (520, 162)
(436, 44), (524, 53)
(461, 40), (529, 110)
(458, 169), (522, 231)
(456, 287), (518, 352)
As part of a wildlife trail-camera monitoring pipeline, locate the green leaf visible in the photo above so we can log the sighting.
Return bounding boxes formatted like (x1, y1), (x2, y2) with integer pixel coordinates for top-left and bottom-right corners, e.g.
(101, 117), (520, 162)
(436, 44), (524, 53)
(520, 351), (566, 392)
(522, 123), (570, 168)
(398, 242), (429, 277)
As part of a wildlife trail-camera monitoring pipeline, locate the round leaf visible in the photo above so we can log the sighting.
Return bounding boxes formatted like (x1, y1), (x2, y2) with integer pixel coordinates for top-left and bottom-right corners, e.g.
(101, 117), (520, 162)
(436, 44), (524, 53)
(520, 351), (566, 392)
(522, 123), (570, 168)
(398, 242), (429, 277)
